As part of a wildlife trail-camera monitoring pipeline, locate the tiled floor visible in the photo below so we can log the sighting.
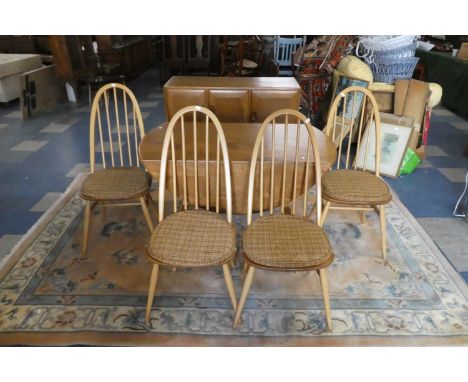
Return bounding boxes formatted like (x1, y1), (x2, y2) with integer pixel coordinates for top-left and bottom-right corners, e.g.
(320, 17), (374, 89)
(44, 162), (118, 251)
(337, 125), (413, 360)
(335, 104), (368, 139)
(0, 67), (467, 283)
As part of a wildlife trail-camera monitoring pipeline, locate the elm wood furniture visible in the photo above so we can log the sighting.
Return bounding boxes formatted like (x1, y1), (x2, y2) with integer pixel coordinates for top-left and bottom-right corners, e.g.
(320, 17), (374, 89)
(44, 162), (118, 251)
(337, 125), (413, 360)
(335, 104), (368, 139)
(139, 120), (337, 215)
(163, 76), (301, 123)
(320, 86), (392, 259)
(145, 106), (237, 323)
(80, 83), (155, 257)
(233, 109), (334, 330)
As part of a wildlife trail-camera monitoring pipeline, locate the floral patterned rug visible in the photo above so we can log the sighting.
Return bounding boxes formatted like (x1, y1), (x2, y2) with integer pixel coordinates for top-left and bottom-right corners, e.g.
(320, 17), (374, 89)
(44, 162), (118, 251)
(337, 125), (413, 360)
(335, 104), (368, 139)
(1, 175), (468, 346)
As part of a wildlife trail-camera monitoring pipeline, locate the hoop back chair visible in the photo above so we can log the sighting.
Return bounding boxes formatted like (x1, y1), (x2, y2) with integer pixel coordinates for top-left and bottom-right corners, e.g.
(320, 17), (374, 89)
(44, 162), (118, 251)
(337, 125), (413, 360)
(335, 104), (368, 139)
(272, 36), (305, 76)
(321, 86), (392, 259)
(145, 105), (237, 323)
(233, 109), (334, 331)
(80, 83), (154, 256)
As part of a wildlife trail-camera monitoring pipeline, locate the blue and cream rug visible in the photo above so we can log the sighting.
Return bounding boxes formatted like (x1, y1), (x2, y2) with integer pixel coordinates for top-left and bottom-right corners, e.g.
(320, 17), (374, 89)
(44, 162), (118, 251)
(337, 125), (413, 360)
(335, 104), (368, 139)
(1, 175), (467, 346)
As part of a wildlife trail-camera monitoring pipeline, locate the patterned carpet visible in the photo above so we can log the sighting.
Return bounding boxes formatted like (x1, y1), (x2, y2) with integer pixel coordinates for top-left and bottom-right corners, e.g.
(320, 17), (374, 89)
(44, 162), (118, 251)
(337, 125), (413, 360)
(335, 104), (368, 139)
(0, 175), (467, 346)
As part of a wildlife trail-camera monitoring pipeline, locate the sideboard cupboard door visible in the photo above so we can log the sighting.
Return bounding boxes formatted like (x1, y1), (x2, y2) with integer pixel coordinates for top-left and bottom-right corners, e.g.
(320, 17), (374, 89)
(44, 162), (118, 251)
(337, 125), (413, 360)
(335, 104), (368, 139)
(250, 90), (300, 122)
(164, 88), (207, 120)
(208, 89), (250, 122)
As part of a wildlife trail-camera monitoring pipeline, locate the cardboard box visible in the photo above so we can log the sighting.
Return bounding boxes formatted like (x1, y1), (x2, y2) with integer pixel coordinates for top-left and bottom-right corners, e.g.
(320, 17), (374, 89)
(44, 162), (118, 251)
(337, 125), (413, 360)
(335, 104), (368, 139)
(458, 43), (468, 61)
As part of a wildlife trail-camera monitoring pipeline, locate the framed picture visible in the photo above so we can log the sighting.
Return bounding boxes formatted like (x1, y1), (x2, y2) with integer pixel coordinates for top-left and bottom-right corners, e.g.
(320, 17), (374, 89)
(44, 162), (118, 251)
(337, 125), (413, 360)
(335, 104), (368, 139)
(333, 75), (369, 122)
(355, 121), (412, 178)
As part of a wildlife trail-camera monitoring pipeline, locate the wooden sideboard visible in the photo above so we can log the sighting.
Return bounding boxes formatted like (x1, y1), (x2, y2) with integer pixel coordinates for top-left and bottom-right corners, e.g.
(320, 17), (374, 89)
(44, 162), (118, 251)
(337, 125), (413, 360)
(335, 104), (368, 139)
(163, 76), (301, 122)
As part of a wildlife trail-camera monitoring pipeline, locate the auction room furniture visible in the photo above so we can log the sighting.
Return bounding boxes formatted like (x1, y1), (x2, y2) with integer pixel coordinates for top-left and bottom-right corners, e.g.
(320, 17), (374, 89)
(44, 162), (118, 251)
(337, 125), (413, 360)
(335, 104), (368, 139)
(163, 76), (301, 123)
(184, 35), (211, 75)
(220, 36), (266, 77)
(80, 83), (155, 257)
(272, 36), (305, 76)
(320, 86), (392, 259)
(159, 36), (186, 84)
(0, 53), (42, 102)
(139, 119), (337, 215)
(416, 49), (468, 118)
(233, 109), (334, 330)
(144, 106), (237, 322)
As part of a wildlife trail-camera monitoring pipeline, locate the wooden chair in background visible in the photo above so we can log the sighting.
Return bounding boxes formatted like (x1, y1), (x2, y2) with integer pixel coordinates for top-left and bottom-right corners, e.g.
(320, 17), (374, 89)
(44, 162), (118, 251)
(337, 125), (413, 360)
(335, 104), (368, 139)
(320, 86), (392, 259)
(221, 36), (265, 76)
(184, 35), (211, 75)
(80, 83), (155, 257)
(145, 105), (238, 323)
(233, 109), (334, 331)
(272, 36), (305, 76)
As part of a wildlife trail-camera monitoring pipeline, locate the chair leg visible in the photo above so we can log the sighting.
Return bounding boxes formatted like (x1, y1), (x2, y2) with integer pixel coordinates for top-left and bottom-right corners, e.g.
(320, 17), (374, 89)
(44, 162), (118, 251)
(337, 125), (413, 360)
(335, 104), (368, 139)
(320, 200), (331, 226)
(145, 264), (159, 323)
(359, 210), (366, 224)
(378, 205), (387, 260)
(233, 266), (255, 327)
(140, 196), (154, 232)
(222, 263), (238, 310)
(81, 201), (92, 257)
(318, 268), (333, 331)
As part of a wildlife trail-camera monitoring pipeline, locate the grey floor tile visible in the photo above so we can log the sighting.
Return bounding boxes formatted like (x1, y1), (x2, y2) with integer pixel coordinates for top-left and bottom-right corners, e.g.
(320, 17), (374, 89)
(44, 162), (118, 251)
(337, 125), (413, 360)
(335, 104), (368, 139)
(0, 234), (23, 260)
(10, 140), (48, 152)
(0, 123), (7, 129)
(147, 93), (164, 99)
(432, 108), (456, 117)
(140, 101), (160, 108)
(439, 168), (468, 183)
(425, 145), (449, 157)
(95, 141), (125, 153)
(0, 150), (33, 163)
(418, 218), (468, 271)
(3, 110), (22, 118)
(418, 159), (433, 168)
(66, 163), (103, 177)
(129, 111), (150, 120)
(40, 122), (74, 133)
(30, 192), (63, 212)
(451, 120), (468, 131)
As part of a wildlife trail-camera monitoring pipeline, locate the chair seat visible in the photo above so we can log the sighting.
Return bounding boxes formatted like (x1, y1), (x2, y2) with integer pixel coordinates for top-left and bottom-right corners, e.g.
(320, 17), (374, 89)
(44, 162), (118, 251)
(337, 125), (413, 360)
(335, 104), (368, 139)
(243, 215), (333, 270)
(147, 210), (236, 267)
(322, 169), (392, 205)
(81, 167), (150, 201)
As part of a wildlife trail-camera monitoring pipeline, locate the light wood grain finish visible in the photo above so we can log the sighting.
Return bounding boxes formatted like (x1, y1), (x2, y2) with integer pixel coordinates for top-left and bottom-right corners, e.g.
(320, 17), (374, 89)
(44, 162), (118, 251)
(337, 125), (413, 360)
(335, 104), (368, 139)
(322, 86), (390, 259)
(140, 122), (336, 215)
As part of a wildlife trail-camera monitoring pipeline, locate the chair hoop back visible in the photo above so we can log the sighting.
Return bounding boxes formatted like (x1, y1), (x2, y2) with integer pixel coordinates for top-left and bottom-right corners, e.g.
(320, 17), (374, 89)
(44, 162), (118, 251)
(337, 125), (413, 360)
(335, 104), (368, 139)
(89, 83), (145, 173)
(158, 105), (233, 223)
(324, 86), (382, 176)
(246, 109), (323, 226)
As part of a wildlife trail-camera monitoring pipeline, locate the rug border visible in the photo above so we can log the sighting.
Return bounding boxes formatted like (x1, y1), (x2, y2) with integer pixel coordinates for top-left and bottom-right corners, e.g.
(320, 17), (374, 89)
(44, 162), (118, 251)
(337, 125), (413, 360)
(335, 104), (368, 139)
(1, 178), (468, 346)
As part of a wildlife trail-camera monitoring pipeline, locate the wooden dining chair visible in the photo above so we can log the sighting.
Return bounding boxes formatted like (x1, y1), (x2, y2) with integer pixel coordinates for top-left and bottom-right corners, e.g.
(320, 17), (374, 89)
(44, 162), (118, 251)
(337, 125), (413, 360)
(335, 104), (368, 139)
(320, 86), (392, 259)
(80, 83), (155, 257)
(145, 105), (237, 323)
(233, 109), (334, 331)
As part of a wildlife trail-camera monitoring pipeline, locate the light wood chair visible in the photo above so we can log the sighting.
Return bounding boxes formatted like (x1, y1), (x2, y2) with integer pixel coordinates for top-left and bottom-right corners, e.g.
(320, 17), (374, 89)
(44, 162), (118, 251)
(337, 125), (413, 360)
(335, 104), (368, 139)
(320, 86), (392, 259)
(233, 109), (334, 331)
(80, 83), (155, 257)
(145, 105), (237, 323)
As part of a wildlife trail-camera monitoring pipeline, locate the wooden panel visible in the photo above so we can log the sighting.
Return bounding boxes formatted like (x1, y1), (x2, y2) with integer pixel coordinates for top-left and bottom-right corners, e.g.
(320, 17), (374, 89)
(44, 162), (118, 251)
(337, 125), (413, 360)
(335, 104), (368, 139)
(373, 91), (394, 113)
(208, 89), (249, 122)
(19, 65), (66, 120)
(250, 90), (300, 122)
(164, 88), (207, 120)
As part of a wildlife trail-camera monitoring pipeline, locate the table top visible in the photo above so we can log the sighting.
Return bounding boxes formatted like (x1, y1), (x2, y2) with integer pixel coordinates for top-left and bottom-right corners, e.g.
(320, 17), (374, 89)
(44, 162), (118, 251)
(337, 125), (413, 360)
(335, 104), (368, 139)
(139, 122), (337, 167)
(164, 76), (301, 90)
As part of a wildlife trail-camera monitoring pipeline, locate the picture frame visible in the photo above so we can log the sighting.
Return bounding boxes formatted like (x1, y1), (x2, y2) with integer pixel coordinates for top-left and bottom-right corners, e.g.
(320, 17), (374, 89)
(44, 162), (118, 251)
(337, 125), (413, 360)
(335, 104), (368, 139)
(354, 120), (413, 178)
(333, 75), (369, 122)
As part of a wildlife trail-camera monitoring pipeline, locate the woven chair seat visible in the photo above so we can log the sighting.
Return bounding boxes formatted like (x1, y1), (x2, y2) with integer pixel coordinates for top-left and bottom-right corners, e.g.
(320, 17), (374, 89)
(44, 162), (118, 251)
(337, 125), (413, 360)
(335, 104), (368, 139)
(322, 169), (392, 205)
(243, 215), (333, 270)
(147, 210), (236, 267)
(81, 167), (150, 201)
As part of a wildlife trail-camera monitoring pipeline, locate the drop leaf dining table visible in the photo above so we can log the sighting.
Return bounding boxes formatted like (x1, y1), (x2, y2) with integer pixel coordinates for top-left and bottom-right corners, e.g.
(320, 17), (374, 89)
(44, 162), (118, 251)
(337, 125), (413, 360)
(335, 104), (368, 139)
(139, 121), (337, 215)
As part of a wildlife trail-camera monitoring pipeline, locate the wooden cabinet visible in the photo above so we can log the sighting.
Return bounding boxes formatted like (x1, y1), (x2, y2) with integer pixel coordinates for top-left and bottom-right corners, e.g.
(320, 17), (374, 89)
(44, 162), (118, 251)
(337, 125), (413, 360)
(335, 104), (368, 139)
(164, 76), (300, 122)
